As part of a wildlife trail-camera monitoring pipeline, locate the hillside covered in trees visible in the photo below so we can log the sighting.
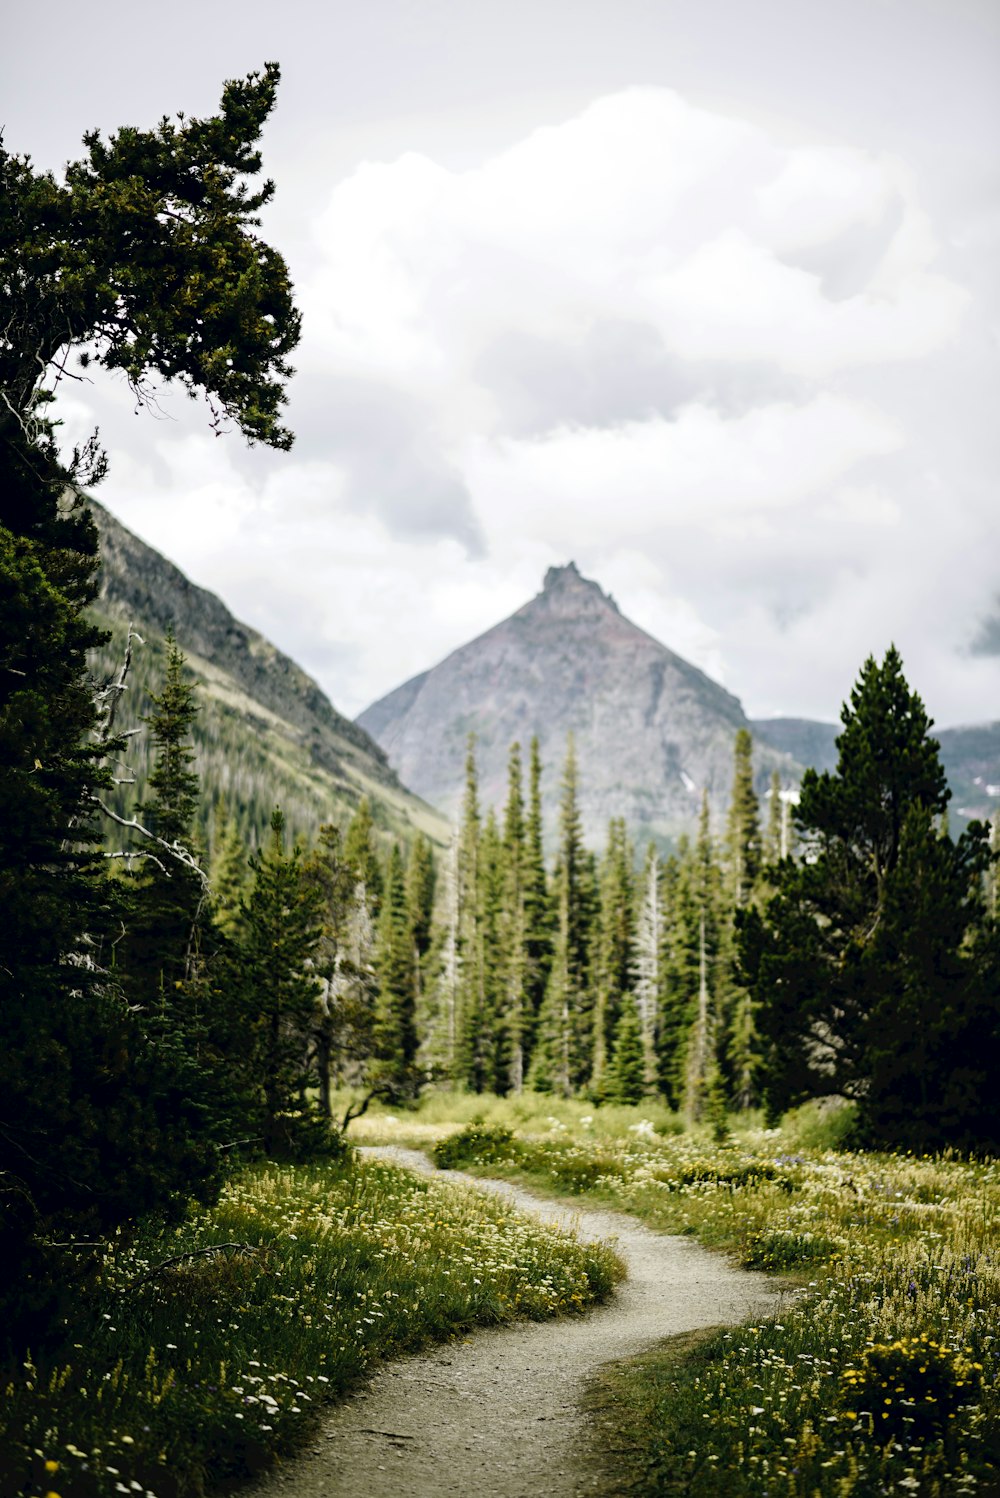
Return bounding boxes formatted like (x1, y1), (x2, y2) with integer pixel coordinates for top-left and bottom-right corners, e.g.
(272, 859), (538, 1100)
(90, 499), (449, 854)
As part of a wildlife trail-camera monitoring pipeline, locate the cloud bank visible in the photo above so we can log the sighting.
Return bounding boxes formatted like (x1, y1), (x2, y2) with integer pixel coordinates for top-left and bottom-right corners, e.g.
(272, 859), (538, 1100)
(84, 84), (997, 729)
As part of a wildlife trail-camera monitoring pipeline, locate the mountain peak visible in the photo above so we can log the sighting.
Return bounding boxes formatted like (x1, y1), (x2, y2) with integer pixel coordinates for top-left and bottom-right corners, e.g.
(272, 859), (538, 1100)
(538, 561), (620, 615)
(357, 562), (774, 846)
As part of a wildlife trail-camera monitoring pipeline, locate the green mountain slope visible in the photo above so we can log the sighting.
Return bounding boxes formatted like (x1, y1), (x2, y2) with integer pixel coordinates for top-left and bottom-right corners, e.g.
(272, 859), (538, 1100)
(88, 500), (450, 853)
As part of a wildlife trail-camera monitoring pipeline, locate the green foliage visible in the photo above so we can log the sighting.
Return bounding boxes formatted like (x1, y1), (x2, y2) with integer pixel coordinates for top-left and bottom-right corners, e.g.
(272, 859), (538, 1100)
(839, 1335), (982, 1443)
(433, 1123), (519, 1169)
(0, 1156), (623, 1497)
(1, 64), (299, 451)
(741, 648), (999, 1151)
(225, 809), (327, 1157)
(605, 996), (647, 1106)
(407, 1101), (999, 1498)
(373, 843), (420, 1096)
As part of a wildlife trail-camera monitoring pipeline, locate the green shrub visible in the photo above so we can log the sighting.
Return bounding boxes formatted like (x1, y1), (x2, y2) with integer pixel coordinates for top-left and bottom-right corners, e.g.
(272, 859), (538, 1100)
(433, 1124), (519, 1169)
(740, 1227), (840, 1271)
(840, 1335), (983, 1442)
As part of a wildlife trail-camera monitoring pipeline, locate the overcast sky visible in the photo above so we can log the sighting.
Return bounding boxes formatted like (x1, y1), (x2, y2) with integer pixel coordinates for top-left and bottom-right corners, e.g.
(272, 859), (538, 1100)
(5, 0), (999, 728)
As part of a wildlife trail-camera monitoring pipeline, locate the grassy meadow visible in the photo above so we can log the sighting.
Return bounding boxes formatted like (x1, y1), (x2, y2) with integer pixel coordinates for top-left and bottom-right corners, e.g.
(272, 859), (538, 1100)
(351, 1092), (1000, 1497)
(4, 1151), (623, 1498)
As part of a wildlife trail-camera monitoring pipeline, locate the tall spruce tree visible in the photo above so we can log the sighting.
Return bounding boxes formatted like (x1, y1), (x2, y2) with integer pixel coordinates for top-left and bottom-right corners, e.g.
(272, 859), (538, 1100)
(530, 736), (591, 1093)
(120, 632), (205, 1007)
(501, 743), (530, 1091)
(740, 648), (998, 1148)
(605, 995), (647, 1106)
(232, 810), (324, 1156)
(456, 735), (487, 1089)
(591, 817), (636, 1098)
(344, 796), (384, 915)
(763, 769), (783, 865)
(301, 824), (357, 1117)
(373, 843), (420, 1098)
(521, 736), (552, 1058)
(719, 729), (763, 1109)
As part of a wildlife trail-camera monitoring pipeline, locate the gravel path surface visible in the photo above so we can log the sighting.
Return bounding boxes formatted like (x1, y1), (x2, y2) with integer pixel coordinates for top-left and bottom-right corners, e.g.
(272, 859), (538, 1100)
(248, 1146), (784, 1498)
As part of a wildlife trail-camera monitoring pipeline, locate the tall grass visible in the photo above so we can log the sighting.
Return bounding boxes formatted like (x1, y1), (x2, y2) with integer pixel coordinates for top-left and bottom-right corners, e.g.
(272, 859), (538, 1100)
(364, 1091), (999, 1496)
(4, 1154), (623, 1498)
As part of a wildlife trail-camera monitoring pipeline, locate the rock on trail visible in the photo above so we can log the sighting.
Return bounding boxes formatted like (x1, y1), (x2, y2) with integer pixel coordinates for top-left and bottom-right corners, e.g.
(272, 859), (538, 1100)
(247, 1146), (784, 1498)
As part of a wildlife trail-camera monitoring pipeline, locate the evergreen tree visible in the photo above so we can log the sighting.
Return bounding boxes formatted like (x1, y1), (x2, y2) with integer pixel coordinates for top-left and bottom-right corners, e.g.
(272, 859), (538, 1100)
(530, 736), (591, 1093)
(501, 743), (529, 1090)
(456, 735), (486, 1088)
(719, 730), (763, 1109)
(763, 769), (783, 864)
(301, 824), (358, 1117)
(740, 648), (998, 1148)
(0, 67), (299, 1340)
(373, 843), (419, 1097)
(591, 817), (635, 1098)
(724, 729), (760, 906)
(605, 996), (647, 1106)
(209, 797), (251, 939)
(477, 809), (510, 1092)
(232, 810), (324, 1155)
(658, 796), (723, 1118)
(119, 633), (206, 1006)
(344, 795), (384, 915)
(424, 830), (461, 1078)
(521, 735), (552, 1059)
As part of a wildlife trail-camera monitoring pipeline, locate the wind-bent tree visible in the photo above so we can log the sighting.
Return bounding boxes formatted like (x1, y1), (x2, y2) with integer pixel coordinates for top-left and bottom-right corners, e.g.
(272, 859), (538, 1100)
(0, 66), (300, 1339)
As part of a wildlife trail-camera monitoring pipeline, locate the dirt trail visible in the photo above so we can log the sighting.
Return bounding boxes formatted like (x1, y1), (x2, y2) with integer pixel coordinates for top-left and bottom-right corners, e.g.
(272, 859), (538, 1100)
(249, 1146), (785, 1498)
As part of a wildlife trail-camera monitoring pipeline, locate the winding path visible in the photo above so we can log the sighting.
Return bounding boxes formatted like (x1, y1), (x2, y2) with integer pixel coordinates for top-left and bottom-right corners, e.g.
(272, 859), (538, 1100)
(249, 1147), (785, 1497)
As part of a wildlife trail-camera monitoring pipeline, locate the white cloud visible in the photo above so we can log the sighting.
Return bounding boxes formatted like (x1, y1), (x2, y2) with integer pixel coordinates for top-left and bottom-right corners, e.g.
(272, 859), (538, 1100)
(461, 394), (902, 549)
(304, 86), (968, 402)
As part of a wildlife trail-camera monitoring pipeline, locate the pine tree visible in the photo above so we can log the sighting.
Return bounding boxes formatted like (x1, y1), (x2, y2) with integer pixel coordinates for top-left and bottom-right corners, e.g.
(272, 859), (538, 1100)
(233, 809), (324, 1156)
(591, 818), (635, 1098)
(724, 729), (760, 907)
(605, 996), (647, 1105)
(741, 647), (998, 1147)
(120, 633), (205, 1007)
(301, 824), (357, 1117)
(456, 735), (485, 1088)
(521, 735), (552, 1063)
(374, 844), (419, 1098)
(478, 809), (510, 1092)
(0, 68), (299, 1340)
(763, 769), (783, 864)
(719, 730), (763, 1110)
(501, 743), (529, 1091)
(530, 736), (591, 1094)
(424, 829), (461, 1079)
(344, 796), (384, 916)
(209, 797), (251, 939)
(660, 795), (723, 1119)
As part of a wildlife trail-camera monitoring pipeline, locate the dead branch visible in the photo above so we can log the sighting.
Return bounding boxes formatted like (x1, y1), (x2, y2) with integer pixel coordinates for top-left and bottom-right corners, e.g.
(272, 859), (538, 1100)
(340, 1083), (399, 1134)
(127, 1242), (260, 1291)
(94, 800), (209, 887)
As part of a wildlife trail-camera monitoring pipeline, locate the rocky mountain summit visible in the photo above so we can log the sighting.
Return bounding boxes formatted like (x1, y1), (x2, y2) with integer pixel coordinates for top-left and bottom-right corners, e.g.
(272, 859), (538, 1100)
(358, 562), (794, 846)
